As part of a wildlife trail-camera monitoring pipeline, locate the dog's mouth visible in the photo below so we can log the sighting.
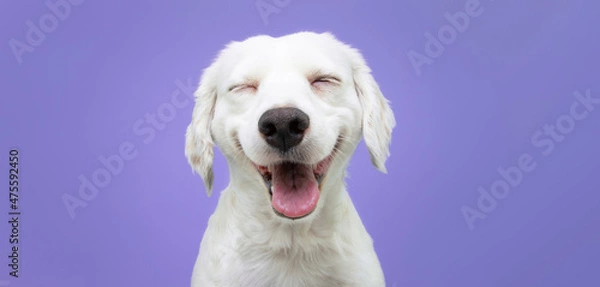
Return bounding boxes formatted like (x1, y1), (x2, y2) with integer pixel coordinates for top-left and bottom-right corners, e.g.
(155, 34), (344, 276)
(253, 140), (340, 220)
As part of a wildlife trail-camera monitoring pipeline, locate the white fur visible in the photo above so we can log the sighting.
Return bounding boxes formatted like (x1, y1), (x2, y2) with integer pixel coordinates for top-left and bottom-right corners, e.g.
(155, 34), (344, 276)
(185, 32), (395, 287)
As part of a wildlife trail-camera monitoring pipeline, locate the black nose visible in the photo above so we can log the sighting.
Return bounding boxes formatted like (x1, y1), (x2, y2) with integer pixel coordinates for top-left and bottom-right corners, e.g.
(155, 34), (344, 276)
(258, 107), (310, 152)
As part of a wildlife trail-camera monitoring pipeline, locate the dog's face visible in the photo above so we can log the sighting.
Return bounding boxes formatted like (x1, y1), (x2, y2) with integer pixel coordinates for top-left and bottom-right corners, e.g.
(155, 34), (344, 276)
(186, 32), (395, 220)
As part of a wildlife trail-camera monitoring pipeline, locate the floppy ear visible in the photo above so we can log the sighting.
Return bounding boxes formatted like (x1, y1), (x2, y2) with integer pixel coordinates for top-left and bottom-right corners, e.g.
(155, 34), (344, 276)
(348, 47), (396, 173)
(185, 63), (219, 196)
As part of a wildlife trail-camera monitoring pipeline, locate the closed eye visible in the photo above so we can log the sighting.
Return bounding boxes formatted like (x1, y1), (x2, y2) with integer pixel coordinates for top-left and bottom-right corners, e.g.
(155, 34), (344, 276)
(228, 83), (258, 93)
(310, 75), (341, 86)
(312, 77), (333, 84)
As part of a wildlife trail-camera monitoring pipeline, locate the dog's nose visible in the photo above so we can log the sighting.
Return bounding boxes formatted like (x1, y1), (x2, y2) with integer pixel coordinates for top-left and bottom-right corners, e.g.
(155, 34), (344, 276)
(258, 107), (310, 152)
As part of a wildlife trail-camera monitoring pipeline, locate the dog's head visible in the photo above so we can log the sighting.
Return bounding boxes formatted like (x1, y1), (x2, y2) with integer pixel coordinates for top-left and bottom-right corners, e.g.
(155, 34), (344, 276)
(185, 32), (395, 220)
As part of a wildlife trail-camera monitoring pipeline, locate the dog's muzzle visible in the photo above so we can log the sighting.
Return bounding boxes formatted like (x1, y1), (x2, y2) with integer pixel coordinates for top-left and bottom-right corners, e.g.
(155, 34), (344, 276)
(255, 107), (336, 219)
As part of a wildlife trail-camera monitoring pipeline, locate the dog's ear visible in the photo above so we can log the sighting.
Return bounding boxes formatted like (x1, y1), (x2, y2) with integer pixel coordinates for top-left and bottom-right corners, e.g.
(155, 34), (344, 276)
(347, 46), (396, 173)
(185, 62), (219, 197)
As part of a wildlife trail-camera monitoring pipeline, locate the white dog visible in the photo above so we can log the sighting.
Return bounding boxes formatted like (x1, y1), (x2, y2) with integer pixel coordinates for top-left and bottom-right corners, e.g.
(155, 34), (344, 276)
(185, 31), (395, 287)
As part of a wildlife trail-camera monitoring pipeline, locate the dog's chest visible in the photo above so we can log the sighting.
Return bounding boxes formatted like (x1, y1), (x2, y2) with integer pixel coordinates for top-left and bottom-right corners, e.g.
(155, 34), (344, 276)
(220, 246), (357, 287)
(193, 195), (382, 286)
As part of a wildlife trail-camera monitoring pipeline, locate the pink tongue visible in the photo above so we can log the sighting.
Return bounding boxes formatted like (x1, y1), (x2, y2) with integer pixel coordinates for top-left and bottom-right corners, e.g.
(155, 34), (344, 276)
(271, 162), (319, 218)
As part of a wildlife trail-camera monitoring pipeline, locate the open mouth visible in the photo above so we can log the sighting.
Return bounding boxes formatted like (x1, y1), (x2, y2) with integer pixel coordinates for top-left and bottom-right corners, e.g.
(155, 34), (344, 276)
(254, 146), (337, 220)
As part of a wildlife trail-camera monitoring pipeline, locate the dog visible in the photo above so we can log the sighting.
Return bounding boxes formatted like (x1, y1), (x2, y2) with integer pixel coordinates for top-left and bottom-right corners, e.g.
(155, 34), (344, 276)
(185, 31), (395, 287)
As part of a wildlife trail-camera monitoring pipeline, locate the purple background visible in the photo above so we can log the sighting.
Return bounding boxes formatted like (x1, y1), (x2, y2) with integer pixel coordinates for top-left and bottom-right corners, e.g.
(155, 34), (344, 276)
(1, 0), (599, 286)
